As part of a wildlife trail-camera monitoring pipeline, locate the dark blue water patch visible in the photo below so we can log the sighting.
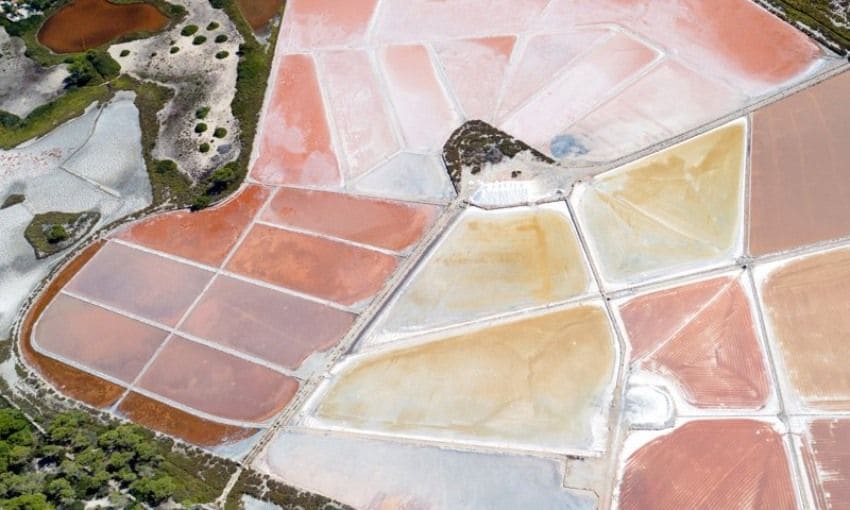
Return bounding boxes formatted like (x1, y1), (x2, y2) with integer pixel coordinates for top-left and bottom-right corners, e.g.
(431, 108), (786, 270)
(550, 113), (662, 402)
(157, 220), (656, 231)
(550, 134), (589, 158)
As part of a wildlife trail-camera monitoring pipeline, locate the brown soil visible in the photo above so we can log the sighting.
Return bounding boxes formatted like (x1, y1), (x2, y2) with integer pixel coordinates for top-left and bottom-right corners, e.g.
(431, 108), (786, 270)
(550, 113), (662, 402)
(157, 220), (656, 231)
(18, 240), (126, 408)
(118, 391), (260, 447)
(235, 0), (284, 32)
(38, 0), (168, 54)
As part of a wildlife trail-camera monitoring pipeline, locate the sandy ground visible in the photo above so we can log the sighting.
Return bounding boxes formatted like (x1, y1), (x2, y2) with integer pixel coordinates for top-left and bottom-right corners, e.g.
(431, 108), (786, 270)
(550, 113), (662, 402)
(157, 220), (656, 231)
(108, 0), (243, 180)
(0, 27), (69, 117)
(0, 92), (152, 339)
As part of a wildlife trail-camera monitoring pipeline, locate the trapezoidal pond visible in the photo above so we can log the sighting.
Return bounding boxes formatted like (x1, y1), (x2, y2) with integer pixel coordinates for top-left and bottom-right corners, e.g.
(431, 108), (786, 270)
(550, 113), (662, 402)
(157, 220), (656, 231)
(310, 304), (617, 454)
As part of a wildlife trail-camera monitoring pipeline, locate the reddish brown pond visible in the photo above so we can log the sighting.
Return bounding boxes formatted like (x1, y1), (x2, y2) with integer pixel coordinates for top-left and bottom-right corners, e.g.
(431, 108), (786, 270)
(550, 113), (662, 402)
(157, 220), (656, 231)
(236, 0), (284, 32)
(38, 0), (168, 54)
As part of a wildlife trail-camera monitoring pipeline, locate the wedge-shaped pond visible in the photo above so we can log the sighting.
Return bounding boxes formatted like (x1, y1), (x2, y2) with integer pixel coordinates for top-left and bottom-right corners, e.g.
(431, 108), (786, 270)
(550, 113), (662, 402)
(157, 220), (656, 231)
(573, 119), (746, 288)
(368, 203), (591, 345)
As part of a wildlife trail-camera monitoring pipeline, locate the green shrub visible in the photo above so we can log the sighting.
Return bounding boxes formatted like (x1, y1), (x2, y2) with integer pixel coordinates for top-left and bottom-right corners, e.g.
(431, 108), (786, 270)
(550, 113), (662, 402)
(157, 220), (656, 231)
(194, 122), (208, 133)
(119, 49), (130, 57)
(199, 142), (210, 153)
(192, 35), (207, 45)
(213, 127), (227, 138)
(207, 21), (220, 30)
(0, 111), (20, 128)
(170, 46), (179, 54)
(195, 106), (210, 119)
(46, 225), (69, 244)
(85, 50), (121, 80)
(180, 24), (198, 36)
(215, 34), (228, 43)
(207, 164), (237, 194)
(215, 50), (229, 59)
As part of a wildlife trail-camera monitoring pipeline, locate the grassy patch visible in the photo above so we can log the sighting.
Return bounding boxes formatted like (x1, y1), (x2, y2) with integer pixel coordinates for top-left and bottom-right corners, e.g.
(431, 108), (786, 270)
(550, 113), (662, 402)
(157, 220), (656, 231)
(0, 85), (110, 149)
(758, 0), (850, 53)
(23, 211), (100, 259)
(1, 194), (25, 209)
(224, 469), (348, 510)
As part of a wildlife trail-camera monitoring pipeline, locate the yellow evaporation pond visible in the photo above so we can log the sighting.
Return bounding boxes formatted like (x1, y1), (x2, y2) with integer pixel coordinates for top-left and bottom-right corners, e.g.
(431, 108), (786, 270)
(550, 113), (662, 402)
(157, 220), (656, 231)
(575, 119), (746, 286)
(314, 305), (615, 452)
(372, 206), (591, 343)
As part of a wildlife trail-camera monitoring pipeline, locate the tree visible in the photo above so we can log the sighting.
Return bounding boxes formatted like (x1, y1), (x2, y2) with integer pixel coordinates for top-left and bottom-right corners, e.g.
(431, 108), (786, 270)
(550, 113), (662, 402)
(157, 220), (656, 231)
(0, 493), (53, 510)
(130, 475), (176, 505)
(46, 478), (75, 506)
(0, 410), (30, 438)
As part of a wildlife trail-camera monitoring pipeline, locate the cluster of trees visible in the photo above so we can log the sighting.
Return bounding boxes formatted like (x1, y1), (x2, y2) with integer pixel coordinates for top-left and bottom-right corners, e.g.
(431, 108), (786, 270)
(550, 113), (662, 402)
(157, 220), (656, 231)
(63, 50), (121, 89)
(0, 409), (177, 509)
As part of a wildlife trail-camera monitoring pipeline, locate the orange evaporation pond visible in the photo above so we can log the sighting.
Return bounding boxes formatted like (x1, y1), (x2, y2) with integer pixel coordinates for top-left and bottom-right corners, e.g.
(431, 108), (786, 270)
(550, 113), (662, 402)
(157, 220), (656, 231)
(38, 0), (168, 54)
(235, 0), (284, 32)
(118, 392), (260, 447)
(262, 187), (439, 252)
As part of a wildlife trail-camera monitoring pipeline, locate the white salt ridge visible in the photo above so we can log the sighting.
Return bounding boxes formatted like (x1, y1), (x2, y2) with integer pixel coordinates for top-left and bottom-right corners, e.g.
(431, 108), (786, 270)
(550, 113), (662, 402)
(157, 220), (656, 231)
(624, 384), (675, 430)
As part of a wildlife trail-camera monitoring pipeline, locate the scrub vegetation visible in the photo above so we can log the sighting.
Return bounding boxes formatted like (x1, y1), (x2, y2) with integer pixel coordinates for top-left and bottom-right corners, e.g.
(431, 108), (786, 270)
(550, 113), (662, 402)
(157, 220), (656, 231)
(0, 0), (280, 209)
(443, 120), (554, 191)
(0, 404), (240, 509)
(1, 194), (25, 209)
(224, 469), (351, 510)
(23, 211), (100, 259)
(758, 0), (850, 54)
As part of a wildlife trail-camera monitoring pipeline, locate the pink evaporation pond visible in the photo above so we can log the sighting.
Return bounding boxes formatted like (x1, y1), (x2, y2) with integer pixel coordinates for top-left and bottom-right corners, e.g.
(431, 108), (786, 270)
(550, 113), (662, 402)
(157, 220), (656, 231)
(137, 336), (299, 423)
(620, 420), (796, 509)
(318, 50), (398, 179)
(261, 187), (440, 252)
(65, 242), (213, 326)
(251, 54), (340, 186)
(434, 36), (516, 122)
(280, 0), (378, 49)
(181, 276), (356, 370)
(500, 31), (658, 150)
(34, 294), (168, 383)
(380, 44), (459, 152)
